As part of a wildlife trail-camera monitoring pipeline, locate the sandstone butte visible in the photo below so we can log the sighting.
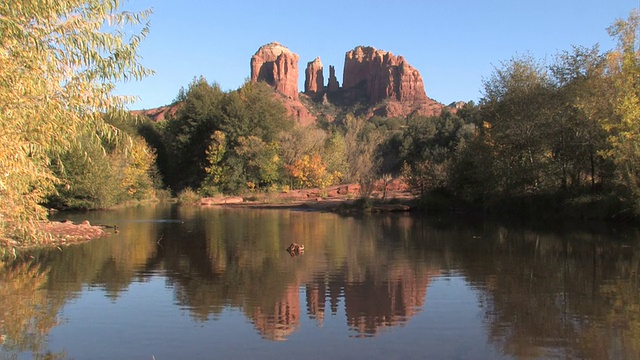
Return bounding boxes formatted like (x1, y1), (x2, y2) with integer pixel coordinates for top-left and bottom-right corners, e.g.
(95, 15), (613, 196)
(135, 42), (457, 125)
(304, 57), (324, 96)
(250, 42), (300, 100)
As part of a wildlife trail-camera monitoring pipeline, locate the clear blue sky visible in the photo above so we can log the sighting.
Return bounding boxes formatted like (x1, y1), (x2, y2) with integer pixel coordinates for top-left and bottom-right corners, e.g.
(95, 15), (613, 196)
(116, 0), (640, 110)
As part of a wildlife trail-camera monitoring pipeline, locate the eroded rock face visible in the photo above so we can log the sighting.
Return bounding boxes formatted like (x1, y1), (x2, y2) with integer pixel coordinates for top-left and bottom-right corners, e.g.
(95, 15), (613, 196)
(304, 57), (324, 95)
(343, 46), (428, 106)
(327, 65), (339, 92)
(131, 104), (179, 122)
(137, 43), (450, 126)
(250, 42), (299, 100)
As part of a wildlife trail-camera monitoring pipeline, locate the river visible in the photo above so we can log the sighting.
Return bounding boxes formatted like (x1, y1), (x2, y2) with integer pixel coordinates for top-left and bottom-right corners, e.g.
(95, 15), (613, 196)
(1, 204), (639, 359)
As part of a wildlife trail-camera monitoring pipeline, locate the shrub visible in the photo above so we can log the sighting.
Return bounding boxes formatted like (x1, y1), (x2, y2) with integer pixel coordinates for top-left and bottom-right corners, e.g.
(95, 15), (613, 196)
(177, 188), (201, 205)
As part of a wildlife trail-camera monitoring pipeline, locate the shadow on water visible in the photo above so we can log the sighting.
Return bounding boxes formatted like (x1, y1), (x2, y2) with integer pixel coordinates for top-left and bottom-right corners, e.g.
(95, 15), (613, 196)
(1, 203), (640, 358)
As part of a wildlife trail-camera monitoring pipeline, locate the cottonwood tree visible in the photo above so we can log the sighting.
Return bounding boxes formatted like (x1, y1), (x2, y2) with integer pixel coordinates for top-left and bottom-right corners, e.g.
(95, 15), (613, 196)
(344, 114), (383, 196)
(480, 55), (556, 196)
(0, 0), (153, 244)
(162, 78), (225, 190)
(604, 10), (640, 212)
(550, 45), (612, 191)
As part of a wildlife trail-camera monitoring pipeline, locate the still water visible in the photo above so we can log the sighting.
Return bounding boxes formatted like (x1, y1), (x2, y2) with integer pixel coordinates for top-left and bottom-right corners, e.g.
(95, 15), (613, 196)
(1, 204), (640, 359)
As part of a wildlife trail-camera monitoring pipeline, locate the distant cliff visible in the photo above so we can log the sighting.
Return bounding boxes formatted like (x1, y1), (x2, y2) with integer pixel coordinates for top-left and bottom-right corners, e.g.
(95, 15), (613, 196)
(253, 43), (450, 122)
(131, 104), (178, 122)
(137, 43), (456, 124)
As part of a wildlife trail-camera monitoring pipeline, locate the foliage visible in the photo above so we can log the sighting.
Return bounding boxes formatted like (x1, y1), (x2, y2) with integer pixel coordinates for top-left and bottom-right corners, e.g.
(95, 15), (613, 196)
(0, 0), (152, 243)
(49, 136), (120, 209)
(448, 123), (496, 205)
(397, 111), (475, 199)
(603, 9), (640, 213)
(160, 77), (225, 190)
(343, 114), (383, 193)
(285, 153), (340, 190)
(156, 79), (293, 194)
(45, 112), (157, 210)
(480, 54), (557, 196)
(177, 188), (201, 205)
(221, 81), (293, 144)
(278, 126), (327, 167)
(235, 136), (280, 189)
(200, 131), (227, 196)
(550, 45), (612, 191)
(322, 131), (349, 178)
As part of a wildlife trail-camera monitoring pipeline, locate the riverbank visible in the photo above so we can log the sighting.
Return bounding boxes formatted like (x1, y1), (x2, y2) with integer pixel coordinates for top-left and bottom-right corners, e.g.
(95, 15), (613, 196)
(1, 220), (115, 253)
(1, 182), (415, 253)
(202, 182), (415, 212)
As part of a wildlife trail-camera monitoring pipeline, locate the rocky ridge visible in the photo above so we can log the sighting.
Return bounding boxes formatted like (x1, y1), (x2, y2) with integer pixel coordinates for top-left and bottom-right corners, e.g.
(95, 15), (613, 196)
(137, 43), (455, 124)
(256, 43), (447, 121)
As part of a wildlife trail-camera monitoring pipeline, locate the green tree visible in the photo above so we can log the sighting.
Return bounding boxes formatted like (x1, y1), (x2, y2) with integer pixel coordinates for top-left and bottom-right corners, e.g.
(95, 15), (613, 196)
(604, 10), (640, 213)
(278, 126), (327, 167)
(200, 131), (227, 196)
(550, 45), (612, 191)
(322, 131), (348, 181)
(162, 77), (225, 191)
(48, 132), (156, 210)
(221, 81), (293, 144)
(343, 114), (382, 193)
(0, 0), (152, 244)
(397, 111), (475, 199)
(158, 79), (292, 194)
(480, 55), (556, 196)
(235, 136), (280, 190)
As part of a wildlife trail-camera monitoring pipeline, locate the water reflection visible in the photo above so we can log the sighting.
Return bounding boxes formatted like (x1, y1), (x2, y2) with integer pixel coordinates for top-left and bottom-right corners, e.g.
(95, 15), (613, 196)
(0, 204), (639, 359)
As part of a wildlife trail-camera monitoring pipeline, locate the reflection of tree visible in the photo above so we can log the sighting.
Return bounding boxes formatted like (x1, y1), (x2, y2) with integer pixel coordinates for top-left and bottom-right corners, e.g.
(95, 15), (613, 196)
(1, 205), (164, 355)
(9, 204), (640, 356)
(151, 208), (640, 352)
(0, 262), (66, 359)
(447, 222), (640, 359)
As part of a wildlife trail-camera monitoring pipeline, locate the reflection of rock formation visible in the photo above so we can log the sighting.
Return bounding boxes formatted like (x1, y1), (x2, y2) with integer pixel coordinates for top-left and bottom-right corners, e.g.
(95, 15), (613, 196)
(305, 279), (329, 326)
(345, 271), (431, 336)
(304, 267), (437, 337)
(251, 285), (301, 341)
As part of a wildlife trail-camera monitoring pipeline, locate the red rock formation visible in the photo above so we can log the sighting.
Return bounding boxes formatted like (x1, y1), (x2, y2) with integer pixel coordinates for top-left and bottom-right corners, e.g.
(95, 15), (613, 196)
(250, 42), (299, 100)
(135, 43), (453, 126)
(304, 57), (324, 95)
(131, 103), (179, 122)
(327, 65), (339, 92)
(343, 46), (428, 105)
(280, 94), (315, 126)
(342, 45), (445, 118)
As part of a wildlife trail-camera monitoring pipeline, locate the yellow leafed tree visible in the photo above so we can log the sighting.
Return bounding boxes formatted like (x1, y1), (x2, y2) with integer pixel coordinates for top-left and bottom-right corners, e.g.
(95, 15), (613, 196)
(605, 10), (640, 212)
(0, 0), (153, 245)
